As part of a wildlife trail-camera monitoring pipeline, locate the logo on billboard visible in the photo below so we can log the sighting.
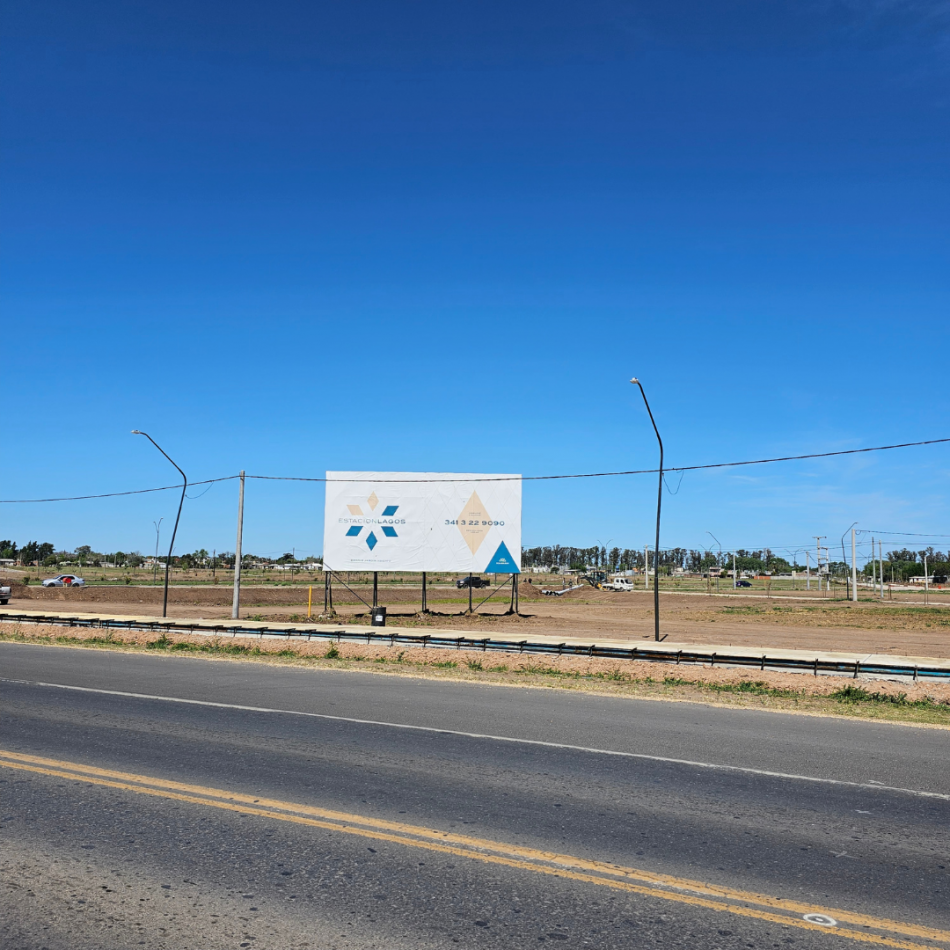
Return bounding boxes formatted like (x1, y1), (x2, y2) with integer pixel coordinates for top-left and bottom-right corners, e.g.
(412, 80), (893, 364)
(341, 491), (401, 551)
(457, 491), (491, 555)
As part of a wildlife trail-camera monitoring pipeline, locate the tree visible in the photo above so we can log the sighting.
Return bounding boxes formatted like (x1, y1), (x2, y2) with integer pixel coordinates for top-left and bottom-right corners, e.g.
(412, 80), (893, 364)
(18, 541), (53, 565)
(0, 540), (17, 560)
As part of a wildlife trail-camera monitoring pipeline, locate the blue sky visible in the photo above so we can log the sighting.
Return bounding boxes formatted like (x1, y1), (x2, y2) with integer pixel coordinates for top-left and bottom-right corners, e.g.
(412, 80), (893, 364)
(2, 0), (948, 564)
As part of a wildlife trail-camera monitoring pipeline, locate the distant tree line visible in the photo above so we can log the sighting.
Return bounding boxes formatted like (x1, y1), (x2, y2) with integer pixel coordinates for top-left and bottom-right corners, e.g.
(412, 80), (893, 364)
(0, 541), (322, 573)
(867, 548), (950, 582)
(520, 545), (811, 574)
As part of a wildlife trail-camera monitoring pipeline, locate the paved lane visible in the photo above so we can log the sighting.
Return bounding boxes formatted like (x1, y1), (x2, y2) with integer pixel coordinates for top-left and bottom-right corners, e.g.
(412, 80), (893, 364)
(1, 644), (948, 949)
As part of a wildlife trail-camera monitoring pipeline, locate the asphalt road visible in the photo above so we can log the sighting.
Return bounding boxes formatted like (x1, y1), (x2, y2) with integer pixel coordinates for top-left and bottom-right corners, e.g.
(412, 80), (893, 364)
(1, 642), (948, 950)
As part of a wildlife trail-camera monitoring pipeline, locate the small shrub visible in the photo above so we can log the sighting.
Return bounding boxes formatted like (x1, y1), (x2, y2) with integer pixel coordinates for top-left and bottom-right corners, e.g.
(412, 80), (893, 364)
(466, 658), (483, 671)
(324, 644), (340, 659)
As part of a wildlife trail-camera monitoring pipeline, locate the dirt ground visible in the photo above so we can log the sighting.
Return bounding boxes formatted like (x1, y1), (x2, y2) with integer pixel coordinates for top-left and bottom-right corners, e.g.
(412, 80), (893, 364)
(6, 583), (950, 658)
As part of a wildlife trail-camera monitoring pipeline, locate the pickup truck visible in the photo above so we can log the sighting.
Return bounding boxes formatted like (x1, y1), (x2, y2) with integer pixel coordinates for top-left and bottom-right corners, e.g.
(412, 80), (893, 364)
(456, 575), (489, 589)
(0, 583), (11, 605)
(601, 578), (635, 592)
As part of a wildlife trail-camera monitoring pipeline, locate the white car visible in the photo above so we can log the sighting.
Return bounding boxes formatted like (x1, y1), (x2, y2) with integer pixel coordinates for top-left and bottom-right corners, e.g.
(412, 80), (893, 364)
(602, 578), (635, 592)
(42, 574), (85, 587)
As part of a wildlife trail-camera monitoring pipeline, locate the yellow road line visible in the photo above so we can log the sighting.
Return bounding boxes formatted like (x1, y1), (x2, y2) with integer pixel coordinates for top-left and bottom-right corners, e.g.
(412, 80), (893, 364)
(3, 749), (942, 942)
(0, 750), (944, 949)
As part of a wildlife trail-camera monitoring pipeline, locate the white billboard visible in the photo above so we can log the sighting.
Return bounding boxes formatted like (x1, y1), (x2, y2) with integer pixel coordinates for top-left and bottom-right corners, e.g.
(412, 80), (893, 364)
(323, 472), (521, 573)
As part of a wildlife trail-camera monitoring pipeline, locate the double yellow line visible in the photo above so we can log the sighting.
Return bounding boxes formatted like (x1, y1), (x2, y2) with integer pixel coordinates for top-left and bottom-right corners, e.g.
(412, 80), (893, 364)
(1, 749), (945, 949)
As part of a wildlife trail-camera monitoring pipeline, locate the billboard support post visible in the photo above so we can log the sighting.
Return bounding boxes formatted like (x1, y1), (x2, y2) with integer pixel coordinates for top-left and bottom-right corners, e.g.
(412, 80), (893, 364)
(469, 578), (473, 613)
(373, 572), (378, 608)
(421, 572), (428, 613)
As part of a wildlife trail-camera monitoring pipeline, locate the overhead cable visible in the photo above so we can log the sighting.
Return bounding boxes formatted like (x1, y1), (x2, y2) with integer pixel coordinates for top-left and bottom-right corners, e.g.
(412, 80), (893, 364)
(1, 436), (947, 502)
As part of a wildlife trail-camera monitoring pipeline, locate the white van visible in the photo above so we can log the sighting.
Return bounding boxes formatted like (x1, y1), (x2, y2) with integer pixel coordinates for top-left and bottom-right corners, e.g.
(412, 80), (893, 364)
(602, 577), (635, 592)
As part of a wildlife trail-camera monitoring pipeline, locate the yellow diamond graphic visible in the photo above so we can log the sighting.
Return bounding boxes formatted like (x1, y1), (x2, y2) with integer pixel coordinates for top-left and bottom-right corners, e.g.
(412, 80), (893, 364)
(347, 504), (363, 516)
(458, 491), (491, 555)
(367, 492), (379, 511)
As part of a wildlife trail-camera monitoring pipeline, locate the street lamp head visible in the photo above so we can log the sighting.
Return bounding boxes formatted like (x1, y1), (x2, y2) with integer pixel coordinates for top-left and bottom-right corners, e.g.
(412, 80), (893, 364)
(629, 377), (639, 384)
(131, 429), (142, 435)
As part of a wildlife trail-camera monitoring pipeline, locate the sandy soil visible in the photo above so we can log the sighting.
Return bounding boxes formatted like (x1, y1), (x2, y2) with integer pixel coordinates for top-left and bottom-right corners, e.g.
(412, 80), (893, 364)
(5, 584), (950, 658)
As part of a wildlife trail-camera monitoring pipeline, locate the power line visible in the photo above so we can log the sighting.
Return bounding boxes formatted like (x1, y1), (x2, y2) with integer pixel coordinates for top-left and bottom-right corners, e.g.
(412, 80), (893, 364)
(0, 476), (238, 504)
(861, 530), (950, 538)
(247, 435), (950, 483)
(1, 436), (947, 502)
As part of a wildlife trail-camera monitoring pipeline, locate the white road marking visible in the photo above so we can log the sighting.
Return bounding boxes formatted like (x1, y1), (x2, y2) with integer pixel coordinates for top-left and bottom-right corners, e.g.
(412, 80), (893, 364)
(3, 677), (948, 802)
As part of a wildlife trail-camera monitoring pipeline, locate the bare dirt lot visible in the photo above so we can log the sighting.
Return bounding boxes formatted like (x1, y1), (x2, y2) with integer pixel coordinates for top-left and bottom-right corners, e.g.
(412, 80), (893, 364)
(6, 582), (950, 658)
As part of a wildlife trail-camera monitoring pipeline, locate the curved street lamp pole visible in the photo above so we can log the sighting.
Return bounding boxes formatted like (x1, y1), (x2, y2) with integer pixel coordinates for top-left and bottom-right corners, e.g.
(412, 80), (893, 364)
(706, 531), (722, 593)
(631, 378), (664, 642)
(133, 431), (187, 617)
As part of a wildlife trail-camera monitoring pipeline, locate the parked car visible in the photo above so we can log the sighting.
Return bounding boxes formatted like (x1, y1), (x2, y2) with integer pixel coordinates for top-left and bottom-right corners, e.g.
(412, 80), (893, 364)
(42, 574), (85, 587)
(735, 580), (752, 588)
(0, 583), (10, 605)
(602, 578), (635, 592)
(456, 575), (489, 589)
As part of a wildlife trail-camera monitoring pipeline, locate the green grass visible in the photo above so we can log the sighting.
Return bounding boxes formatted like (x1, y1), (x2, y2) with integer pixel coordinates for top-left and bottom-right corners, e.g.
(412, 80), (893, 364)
(663, 676), (803, 698)
(828, 684), (937, 708)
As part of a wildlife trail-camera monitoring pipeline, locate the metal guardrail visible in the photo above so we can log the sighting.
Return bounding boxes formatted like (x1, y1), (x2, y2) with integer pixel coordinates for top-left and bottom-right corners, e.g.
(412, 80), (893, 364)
(1, 611), (948, 681)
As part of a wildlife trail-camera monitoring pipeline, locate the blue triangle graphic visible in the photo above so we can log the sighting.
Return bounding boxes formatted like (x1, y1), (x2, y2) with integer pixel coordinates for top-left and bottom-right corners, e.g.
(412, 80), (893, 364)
(484, 540), (520, 574)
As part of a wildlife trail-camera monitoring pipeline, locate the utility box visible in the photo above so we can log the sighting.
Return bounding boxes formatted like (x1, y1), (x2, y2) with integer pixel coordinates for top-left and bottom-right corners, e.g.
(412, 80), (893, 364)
(371, 606), (387, 627)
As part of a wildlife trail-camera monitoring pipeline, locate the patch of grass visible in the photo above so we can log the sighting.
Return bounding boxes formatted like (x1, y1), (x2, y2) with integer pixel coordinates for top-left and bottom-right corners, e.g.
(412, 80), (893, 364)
(466, 659), (483, 671)
(596, 668), (630, 682)
(829, 685), (933, 707)
(431, 660), (458, 669)
(248, 614), (265, 622)
(662, 676), (803, 698)
(324, 644), (340, 659)
(516, 663), (580, 679)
